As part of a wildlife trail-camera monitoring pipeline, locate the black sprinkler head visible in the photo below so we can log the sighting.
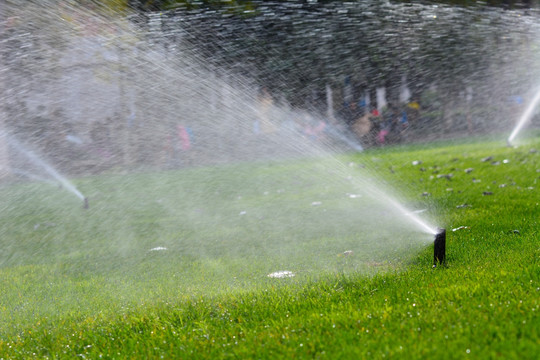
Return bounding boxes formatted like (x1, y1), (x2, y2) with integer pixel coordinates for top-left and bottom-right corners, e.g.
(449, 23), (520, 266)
(83, 197), (89, 209)
(433, 228), (446, 267)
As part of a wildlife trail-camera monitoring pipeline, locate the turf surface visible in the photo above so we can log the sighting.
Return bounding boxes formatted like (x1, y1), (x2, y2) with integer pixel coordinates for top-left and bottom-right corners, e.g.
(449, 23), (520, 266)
(0, 136), (538, 359)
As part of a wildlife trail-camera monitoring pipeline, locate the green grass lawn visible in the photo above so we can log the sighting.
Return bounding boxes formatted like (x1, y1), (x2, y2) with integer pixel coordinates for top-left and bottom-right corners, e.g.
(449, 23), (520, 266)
(0, 136), (538, 359)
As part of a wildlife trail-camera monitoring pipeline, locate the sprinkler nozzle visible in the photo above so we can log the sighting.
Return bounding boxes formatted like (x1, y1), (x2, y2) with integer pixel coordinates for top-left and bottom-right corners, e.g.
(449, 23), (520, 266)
(433, 228), (446, 267)
(83, 197), (89, 209)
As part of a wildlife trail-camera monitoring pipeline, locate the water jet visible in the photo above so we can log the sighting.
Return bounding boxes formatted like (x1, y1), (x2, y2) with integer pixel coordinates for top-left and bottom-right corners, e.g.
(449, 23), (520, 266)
(6, 135), (86, 203)
(507, 88), (540, 146)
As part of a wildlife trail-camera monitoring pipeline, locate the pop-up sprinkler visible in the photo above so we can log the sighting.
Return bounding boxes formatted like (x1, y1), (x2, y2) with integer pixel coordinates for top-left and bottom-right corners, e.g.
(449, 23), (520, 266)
(83, 197), (89, 209)
(433, 228), (446, 266)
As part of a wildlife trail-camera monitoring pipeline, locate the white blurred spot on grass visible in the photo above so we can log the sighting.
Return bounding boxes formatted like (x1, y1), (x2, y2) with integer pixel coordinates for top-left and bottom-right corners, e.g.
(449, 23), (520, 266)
(149, 247), (167, 251)
(267, 271), (295, 278)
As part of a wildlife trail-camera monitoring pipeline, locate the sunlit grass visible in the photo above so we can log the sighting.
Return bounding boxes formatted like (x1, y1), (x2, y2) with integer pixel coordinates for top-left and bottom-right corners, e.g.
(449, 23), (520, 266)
(0, 136), (539, 358)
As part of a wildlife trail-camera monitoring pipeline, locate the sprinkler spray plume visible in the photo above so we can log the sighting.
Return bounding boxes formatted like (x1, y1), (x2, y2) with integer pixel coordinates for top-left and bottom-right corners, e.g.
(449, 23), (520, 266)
(507, 88), (540, 146)
(433, 228), (446, 267)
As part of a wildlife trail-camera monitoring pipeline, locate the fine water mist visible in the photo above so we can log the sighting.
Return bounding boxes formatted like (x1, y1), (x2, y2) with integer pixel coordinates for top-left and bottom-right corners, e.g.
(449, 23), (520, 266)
(0, 0), (539, 328)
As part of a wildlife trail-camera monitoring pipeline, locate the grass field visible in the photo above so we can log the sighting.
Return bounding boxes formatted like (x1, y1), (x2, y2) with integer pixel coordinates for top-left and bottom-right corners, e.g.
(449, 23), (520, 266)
(0, 136), (538, 359)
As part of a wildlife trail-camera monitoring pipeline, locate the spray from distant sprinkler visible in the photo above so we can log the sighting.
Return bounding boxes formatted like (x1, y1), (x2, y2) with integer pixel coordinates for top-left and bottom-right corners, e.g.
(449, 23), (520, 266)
(507, 88), (540, 146)
(6, 135), (86, 202)
(433, 228), (446, 267)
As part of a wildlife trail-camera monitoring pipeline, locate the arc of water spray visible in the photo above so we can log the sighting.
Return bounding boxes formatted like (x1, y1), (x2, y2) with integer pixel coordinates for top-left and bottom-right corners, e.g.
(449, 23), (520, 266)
(330, 159), (438, 235)
(334, 160), (441, 266)
(373, 185), (443, 266)
(384, 194), (438, 235)
(359, 178), (437, 235)
(6, 135), (86, 203)
(374, 185), (443, 266)
(508, 88), (540, 145)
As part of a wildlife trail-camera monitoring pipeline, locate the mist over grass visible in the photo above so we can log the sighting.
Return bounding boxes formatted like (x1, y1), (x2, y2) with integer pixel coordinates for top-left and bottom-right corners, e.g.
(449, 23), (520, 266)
(0, 136), (539, 358)
(0, 142), (437, 332)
